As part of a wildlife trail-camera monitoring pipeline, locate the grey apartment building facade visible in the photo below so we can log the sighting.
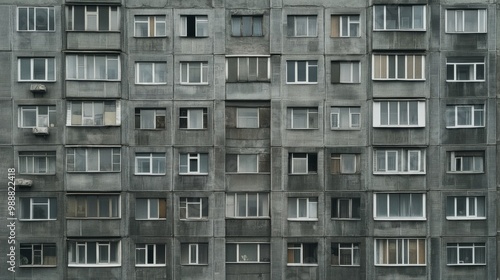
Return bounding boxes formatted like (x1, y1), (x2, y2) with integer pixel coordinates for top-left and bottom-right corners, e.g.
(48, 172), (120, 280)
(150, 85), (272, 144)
(0, 0), (497, 279)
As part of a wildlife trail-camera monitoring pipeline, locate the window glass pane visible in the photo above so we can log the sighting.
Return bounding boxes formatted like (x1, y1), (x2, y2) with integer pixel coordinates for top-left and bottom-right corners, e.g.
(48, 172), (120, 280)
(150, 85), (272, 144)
(297, 61), (306, 82)
(386, 6), (398, 29)
(239, 244), (257, 262)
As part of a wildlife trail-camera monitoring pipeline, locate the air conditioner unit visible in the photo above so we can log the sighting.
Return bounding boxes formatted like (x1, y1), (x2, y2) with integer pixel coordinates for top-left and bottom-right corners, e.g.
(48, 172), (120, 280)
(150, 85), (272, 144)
(14, 178), (33, 187)
(30, 84), (47, 94)
(32, 127), (49, 135)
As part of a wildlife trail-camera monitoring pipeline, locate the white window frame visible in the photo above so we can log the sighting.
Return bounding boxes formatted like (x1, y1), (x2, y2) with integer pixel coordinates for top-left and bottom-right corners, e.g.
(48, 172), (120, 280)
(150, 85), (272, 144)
(446, 243), (486, 266)
(135, 198), (166, 220)
(179, 108), (207, 129)
(135, 108), (166, 129)
(19, 197), (57, 221)
(446, 104), (485, 128)
(68, 240), (121, 267)
(331, 243), (360, 266)
(287, 15), (317, 37)
(445, 9), (487, 33)
(237, 154), (258, 173)
(18, 151), (56, 175)
(337, 61), (361, 83)
(135, 244), (166, 267)
(373, 5), (426, 31)
(286, 60), (318, 84)
(374, 148), (425, 174)
(331, 154), (359, 174)
(19, 105), (56, 128)
(231, 15), (263, 37)
(17, 7), (55, 32)
(290, 108), (318, 129)
(180, 15), (208, 37)
(135, 62), (167, 84)
(287, 243), (318, 266)
(449, 151), (484, 173)
(66, 6), (119, 31)
(67, 101), (121, 127)
(179, 153), (208, 175)
(289, 153), (317, 174)
(446, 58), (485, 82)
(180, 61), (208, 84)
(18, 58), (56, 82)
(226, 56), (271, 82)
(135, 153), (166, 175)
(373, 100), (426, 127)
(66, 195), (120, 219)
(226, 193), (269, 218)
(226, 243), (270, 263)
(134, 15), (166, 37)
(374, 193), (426, 220)
(179, 197), (208, 220)
(236, 108), (259, 128)
(446, 196), (486, 220)
(331, 197), (361, 219)
(331, 15), (360, 37)
(66, 54), (120, 81)
(66, 147), (121, 172)
(288, 197), (318, 221)
(330, 107), (361, 130)
(20, 243), (57, 267)
(372, 54), (425, 80)
(375, 239), (426, 266)
(181, 243), (209, 265)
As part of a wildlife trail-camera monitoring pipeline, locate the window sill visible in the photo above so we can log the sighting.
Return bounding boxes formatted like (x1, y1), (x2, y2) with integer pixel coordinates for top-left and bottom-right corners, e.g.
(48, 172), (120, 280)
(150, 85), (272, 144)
(67, 30), (120, 33)
(17, 30), (56, 33)
(179, 36), (209, 39)
(133, 36), (168, 39)
(374, 125), (425, 128)
(446, 80), (485, 83)
(18, 80), (56, 83)
(330, 36), (361, 39)
(66, 125), (120, 127)
(374, 218), (426, 221)
(180, 218), (209, 221)
(135, 218), (167, 221)
(226, 261), (270, 264)
(287, 36), (318, 38)
(288, 173), (318, 176)
(18, 173), (56, 176)
(66, 217), (121, 220)
(331, 264), (360, 267)
(288, 128), (319, 130)
(447, 263), (486, 266)
(446, 126), (485, 129)
(287, 263), (318, 267)
(286, 82), (318, 85)
(66, 171), (121, 174)
(178, 128), (208, 131)
(446, 171), (484, 174)
(226, 217), (270, 220)
(375, 264), (426, 266)
(134, 173), (166, 176)
(20, 265), (57, 268)
(331, 128), (361, 131)
(19, 219), (57, 222)
(446, 217), (486, 221)
(181, 263), (209, 266)
(136, 128), (165, 131)
(288, 218), (318, 222)
(179, 173), (208, 176)
(332, 82), (361, 84)
(373, 172), (426, 175)
(445, 32), (487, 34)
(135, 83), (167, 85)
(68, 264), (121, 267)
(331, 218), (361, 221)
(230, 35), (265, 38)
(226, 80), (271, 83)
(135, 264), (166, 267)
(373, 29), (426, 32)
(66, 79), (121, 82)
(372, 79), (426, 82)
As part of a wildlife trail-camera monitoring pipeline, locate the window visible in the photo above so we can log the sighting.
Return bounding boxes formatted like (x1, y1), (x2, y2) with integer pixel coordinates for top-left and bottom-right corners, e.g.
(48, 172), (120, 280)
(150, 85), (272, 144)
(287, 15), (317, 37)
(180, 15), (208, 37)
(66, 54), (120, 80)
(20, 244), (56, 267)
(226, 57), (270, 82)
(67, 101), (120, 126)
(136, 198), (166, 220)
(375, 239), (426, 265)
(134, 15), (166, 37)
(446, 9), (487, 33)
(447, 243), (485, 265)
(289, 108), (318, 129)
(237, 108), (259, 128)
(331, 154), (360, 174)
(181, 243), (208, 265)
(373, 101), (426, 127)
(374, 5), (425, 31)
(374, 193), (425, 220)
(288, 197), (318, 220)
(180, 62), (208, 84)
(374, 148), (425, 174)
(19, 105), (56, 128)
(226, 243), (270, 263)
(446, 104), (484, 128)
(331, 15), (360, 37)
(135, 153), (166, 175)
(66, 6), (119, 31)
(19, 198), (57, 220)
(373, 54), (425, 80)
(18, 7), (55, 31)
(135, 244), (166, 266)
(330, 107), (361, 130)
(66, 147), (121, 172)
(289, 153), (317, 174)
(180, 197), (208, 220)
(135, 108), (166, 129)
(135, 62), (166, 84)
(67, 195), (120, 218)
(231, 16), (263, 36)
(449, 151), (484, 173)
(331, 243), (360, 266)
(287, 243), (318, 265)
(179, 153), (208, 175)
(446, 57), (485, 82)
(446, 196), (486, 220)
(19, 151), (56, 174)
(68, 240), (120, 266)
(179, 108), (207, 129)
(331, 61), (360, 83)
(226, 193), (269, 218)
(236, 155), (258, 173)
(332, 198), (360, 219)
(18, 58), (55, 82)
(286, 61), (318, 84)
(226, 154), (270, 173)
